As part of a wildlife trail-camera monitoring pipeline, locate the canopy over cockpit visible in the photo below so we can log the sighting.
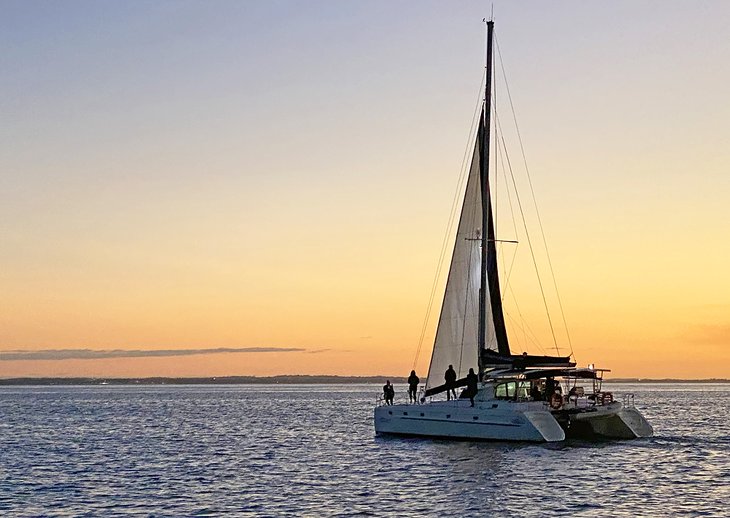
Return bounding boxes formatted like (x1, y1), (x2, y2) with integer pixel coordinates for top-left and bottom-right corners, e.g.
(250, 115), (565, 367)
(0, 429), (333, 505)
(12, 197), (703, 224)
(485, 367), (610, 381)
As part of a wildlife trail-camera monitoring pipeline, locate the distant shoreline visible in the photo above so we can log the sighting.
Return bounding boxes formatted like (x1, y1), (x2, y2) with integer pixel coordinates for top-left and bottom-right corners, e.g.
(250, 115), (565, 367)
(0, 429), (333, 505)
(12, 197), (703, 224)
(0, 375), (728, 386)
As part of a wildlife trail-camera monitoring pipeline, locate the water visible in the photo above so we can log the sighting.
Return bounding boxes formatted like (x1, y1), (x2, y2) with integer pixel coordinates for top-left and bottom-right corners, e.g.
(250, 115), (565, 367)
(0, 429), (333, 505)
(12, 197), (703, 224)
(0, 383), (728, 517)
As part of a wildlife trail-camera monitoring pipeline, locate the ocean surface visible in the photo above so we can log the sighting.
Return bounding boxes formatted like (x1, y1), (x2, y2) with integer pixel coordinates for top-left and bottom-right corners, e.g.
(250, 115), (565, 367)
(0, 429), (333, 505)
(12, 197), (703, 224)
(0, 383), (728, 517)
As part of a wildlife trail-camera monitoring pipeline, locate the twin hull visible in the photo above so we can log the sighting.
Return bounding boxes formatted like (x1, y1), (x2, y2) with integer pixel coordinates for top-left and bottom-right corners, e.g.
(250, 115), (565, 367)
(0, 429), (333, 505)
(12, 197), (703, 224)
(374, 400), (652, 442)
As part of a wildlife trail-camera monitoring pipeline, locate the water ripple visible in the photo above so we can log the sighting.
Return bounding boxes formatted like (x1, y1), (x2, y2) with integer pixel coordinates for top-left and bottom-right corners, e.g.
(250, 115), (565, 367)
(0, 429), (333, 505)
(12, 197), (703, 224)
(0, 383), (728, 516)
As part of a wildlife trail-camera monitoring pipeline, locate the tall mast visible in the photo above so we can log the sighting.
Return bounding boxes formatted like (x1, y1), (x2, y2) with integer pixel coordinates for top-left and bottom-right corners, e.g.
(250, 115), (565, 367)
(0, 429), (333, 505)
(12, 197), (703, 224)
(478, 20), (510, 377)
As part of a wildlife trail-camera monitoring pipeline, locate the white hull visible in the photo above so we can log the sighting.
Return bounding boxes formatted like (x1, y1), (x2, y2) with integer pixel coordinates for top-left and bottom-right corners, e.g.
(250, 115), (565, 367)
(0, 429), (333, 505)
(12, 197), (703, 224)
(374, 399), (565, 442)
(375, 398), (653, 443)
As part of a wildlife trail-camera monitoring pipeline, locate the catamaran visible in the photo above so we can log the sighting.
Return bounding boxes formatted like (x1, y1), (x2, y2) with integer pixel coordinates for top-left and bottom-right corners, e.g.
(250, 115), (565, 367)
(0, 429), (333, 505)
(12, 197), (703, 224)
(374, 20), (653, 442)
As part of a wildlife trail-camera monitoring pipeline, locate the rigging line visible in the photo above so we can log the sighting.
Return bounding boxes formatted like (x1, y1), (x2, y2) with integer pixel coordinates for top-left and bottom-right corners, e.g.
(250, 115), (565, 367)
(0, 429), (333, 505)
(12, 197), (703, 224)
(495, 34), (574, 357)
(499, 239), (525, 351)
(505, 313), (536, 353)
(504, 311), (523, 353)
(494, 121), (520, 296)
(495, 110), (560, 354)
(492, 58), (521, 350)
(492, 27), (504, 246)
(500, 241), (519, 303)
(413, 72), (486, 372)
(493, 105), (521, 313)
(493, 76), (506, 308)
(506, 282), (548, 355)
(495, 114), (520, 243)
(505, 311), (545, 355)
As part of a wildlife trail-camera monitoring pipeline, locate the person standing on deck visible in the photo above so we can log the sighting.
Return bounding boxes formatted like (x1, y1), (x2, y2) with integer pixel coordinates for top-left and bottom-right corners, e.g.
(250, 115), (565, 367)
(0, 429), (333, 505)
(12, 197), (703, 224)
(465, 368), (479, 407)
(383, 380), (394, 405)
(407, 370), (420, 404)
(445, 365), (457, 401)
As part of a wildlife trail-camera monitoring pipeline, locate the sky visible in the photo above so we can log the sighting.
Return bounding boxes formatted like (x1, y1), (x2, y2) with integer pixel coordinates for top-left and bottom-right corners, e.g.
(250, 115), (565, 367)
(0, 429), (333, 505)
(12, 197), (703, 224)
(1, 1), (729, 379)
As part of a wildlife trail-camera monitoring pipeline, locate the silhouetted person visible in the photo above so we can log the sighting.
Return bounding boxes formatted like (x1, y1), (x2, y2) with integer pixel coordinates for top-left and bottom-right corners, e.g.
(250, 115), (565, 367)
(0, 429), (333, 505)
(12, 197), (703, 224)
(545, 378), (555, 400)
(465, 368), (479, 407)
(530, 383), (542, 401)
(567, 385), (578, 405)
(445, 365), (457, 401)
(407, 370), (420, 404)
(515, 351), (529, 370)
(383, 380), (394, 405)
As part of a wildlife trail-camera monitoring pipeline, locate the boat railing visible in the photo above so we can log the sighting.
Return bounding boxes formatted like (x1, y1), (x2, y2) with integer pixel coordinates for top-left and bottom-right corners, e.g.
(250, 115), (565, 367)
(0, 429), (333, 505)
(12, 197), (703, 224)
(622, 393), (636, 408)
(375, 393), (482, 407)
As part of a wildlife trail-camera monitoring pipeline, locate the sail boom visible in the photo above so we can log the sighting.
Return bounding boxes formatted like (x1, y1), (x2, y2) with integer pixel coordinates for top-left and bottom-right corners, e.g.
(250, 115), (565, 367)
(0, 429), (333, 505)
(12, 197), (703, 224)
(423, 376), (470, 398)
(481, 349), (575, 370)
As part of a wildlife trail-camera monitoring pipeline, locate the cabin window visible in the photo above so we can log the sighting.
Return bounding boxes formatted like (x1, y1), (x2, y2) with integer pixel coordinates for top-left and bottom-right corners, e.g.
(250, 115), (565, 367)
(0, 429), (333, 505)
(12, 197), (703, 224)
(495, 383), (506, 398)
(495, 382), (517, 399)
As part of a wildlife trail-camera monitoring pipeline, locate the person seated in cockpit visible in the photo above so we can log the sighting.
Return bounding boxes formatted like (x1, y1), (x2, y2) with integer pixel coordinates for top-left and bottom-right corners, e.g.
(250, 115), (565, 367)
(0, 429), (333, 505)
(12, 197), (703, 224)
(545, 377), (556, 400)
(530, 383), (542, 401)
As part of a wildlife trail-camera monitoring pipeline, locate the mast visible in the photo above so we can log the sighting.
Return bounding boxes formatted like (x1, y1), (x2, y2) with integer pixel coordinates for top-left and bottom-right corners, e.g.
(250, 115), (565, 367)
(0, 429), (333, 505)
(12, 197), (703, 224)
(478, 20), (510, 377)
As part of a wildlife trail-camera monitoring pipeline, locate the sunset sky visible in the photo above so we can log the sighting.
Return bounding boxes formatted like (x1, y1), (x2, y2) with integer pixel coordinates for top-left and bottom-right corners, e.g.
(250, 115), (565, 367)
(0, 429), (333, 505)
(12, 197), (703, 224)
(2, 1), (729, 379)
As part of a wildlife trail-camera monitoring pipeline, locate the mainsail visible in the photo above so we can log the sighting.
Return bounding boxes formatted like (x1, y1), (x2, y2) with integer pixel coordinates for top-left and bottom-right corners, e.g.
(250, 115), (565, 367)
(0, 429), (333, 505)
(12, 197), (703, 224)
(425, 122), (500, 391)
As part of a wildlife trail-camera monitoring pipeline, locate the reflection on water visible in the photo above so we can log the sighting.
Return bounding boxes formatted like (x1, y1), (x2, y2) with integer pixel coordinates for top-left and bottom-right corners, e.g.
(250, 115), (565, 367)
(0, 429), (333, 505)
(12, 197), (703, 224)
(0, 383), (727, 516)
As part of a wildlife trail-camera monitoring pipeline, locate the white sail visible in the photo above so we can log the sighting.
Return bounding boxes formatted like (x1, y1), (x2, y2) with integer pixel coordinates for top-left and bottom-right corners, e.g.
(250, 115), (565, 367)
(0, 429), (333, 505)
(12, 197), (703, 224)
(425, 128), (497, 390)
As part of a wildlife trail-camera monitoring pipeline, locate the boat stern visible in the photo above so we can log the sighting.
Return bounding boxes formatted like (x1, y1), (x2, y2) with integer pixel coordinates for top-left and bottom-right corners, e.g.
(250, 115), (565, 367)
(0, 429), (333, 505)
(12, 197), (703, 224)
(616, 406), (653, 438)
(568, 402), (653, 439)
(522, 410), (566, 442)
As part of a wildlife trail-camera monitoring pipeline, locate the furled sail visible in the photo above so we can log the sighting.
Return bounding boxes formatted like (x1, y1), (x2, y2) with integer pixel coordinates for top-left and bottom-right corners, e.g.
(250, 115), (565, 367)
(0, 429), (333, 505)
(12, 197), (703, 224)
(425, 122), (498, 391)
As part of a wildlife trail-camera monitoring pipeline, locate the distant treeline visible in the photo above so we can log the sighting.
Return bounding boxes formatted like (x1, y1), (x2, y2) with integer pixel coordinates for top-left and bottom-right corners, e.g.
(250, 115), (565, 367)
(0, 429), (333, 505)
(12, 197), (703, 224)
(0, 376), (727, 386)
